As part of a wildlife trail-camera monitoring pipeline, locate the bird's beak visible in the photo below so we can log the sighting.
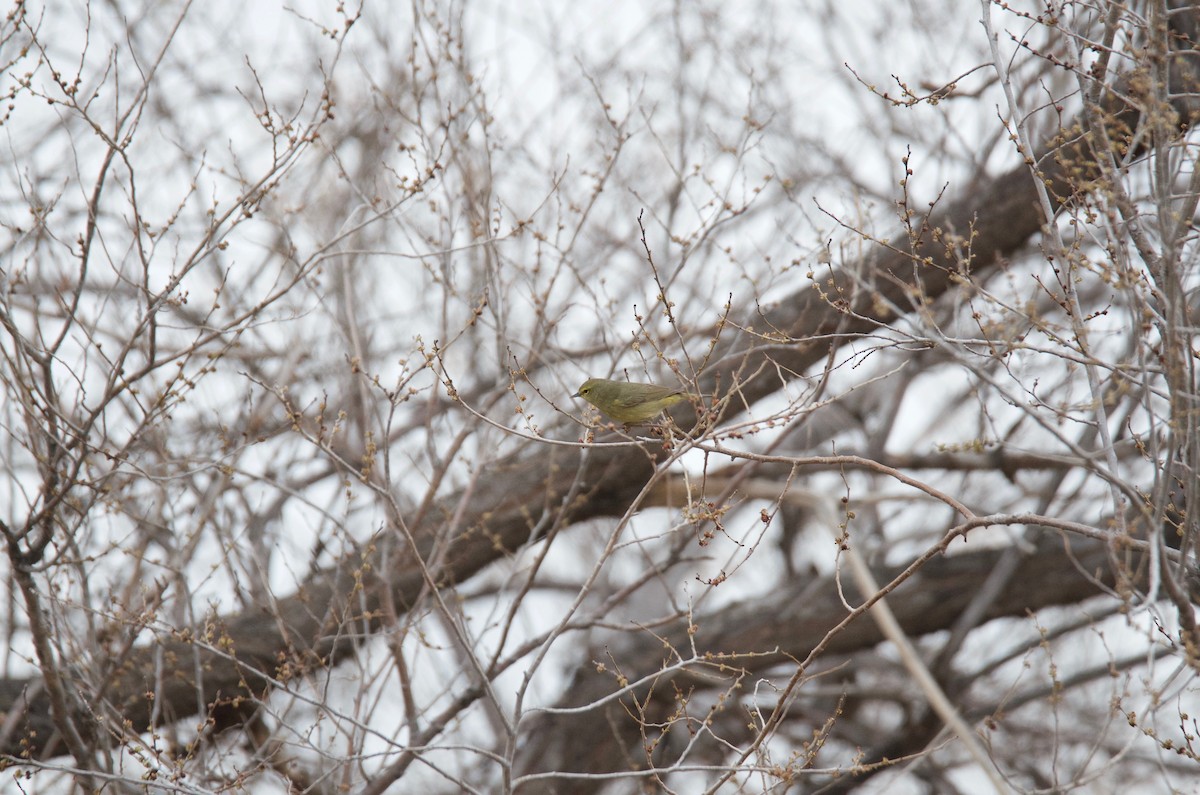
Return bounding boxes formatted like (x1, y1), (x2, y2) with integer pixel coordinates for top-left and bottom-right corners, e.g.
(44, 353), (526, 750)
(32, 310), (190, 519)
(571, 391), (581, 398)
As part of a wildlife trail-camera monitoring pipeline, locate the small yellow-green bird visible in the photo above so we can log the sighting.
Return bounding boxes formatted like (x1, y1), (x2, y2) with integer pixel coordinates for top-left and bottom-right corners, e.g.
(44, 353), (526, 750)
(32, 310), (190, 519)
(572, 377), (690, 424)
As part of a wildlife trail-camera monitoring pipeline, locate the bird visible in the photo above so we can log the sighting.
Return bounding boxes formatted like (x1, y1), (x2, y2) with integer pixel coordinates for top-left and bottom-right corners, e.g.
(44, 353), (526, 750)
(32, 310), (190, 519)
(572, 377), (691, 424)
